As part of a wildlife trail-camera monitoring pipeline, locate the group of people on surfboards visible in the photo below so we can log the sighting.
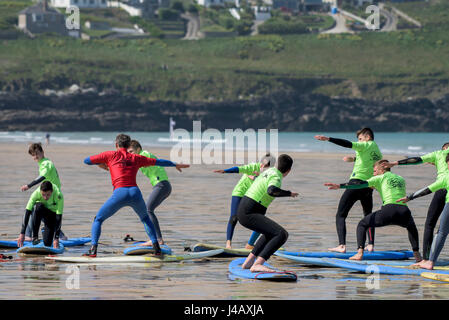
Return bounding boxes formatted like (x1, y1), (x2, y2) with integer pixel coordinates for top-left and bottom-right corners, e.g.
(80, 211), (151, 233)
(14, 130), (449, 272)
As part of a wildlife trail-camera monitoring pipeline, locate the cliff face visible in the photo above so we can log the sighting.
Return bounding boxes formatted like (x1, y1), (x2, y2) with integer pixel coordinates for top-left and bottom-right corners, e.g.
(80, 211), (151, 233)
(1, 88), (449, 132)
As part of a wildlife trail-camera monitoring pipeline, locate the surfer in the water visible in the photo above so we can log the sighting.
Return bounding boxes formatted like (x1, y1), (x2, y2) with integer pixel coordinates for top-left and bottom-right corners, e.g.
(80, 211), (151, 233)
(325, 160), (422, 262)
(237, 154), (298, 273)
(19, 143), (67, 241)
(17, 181), (64, 249)
(214, 153), (276, 249)
(82, 134), (189, 257)
(397, 154), (449, 270)
(127, 140), (172, 247)
(381, 143), (449, 260)
(314, 128), (382, 253)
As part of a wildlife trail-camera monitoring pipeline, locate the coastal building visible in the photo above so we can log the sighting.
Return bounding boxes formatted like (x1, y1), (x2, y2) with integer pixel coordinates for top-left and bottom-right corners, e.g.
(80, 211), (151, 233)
(197, 0), (236, 7)
(272, 0), (326, 12)
(18, 1), (80, 37)
(50, 0), (108, 8)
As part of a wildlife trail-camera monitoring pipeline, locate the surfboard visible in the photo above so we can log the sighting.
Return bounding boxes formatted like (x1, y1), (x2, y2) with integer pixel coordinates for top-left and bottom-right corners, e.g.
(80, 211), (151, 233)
(421, 272), (449, 282)
(124, 242), (172, 255)
(228, 258), (297, 282)
(191, 243), (251, 257)
(321, 258), (449, 276)
(45, 249), (224, 263)
(278, 250), (412, 260)
(274, 252), (338, 267)
(0, 237), (91, 248)
(17, 242), (65, 255)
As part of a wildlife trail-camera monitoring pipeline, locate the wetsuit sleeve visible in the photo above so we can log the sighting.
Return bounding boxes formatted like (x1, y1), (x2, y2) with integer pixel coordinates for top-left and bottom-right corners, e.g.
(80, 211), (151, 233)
(88, 152), (112, 165)
(407, 187), (432, 201)
(54, 215), (62, 239)
(224, 167), (239, 173)
(397, 157), (423, 165)
(328, 137), (353, 149)
(27, 176), (45, 188)
(154, 159), (176, 167)
(267, 185), (292, 197)
(20, 209), (32, 234)
(339, 180), (369, 189)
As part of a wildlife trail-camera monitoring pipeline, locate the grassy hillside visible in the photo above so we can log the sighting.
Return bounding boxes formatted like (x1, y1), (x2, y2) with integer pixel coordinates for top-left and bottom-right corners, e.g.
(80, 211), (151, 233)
(0, 0), (448, 102)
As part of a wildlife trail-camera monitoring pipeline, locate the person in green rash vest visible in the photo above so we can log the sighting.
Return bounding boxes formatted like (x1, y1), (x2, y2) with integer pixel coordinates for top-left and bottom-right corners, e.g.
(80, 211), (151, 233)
(397, 154), (449, 270)
(314, 128), (382, 253)
(381, 143), (449, 260)
(17, 181), (64, 249)
(128, 140), (172, 246)
(325, 159), (422, 261)
(19, 143), (67, 241)
(213, 153), (276, 249)
(237, 154), (298, 273)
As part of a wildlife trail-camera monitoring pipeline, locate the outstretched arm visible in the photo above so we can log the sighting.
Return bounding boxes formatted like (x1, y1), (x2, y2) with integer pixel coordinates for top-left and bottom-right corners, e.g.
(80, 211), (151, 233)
(21, 176), (46, 191)
(314, 135), (352, 148)
(267, 186), (298, 198)
(397, 187), (432, 203)
(214, 167), (239, 174)
(325, 181), (368, 190)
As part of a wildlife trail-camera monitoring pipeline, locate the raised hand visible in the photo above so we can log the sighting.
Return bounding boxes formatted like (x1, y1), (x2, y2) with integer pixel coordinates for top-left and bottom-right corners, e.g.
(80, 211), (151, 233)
(314, 135), (329, 141)
(324, 183), (340, 190)
(176, 164), (190, 172)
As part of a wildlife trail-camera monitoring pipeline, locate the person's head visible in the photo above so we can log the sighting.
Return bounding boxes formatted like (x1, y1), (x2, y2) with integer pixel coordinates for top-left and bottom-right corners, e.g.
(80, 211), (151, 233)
(40, 181), (53, 200)
(128, 140), (142, 154)
(356, 128), (374, 142)
(442, 142), (449, 150)
(28, 143), (44, 161)
(373, 159), (389, 176)
(260, 152), (276, 170)
(115, 134), (131, 150)
(277, 154), (293, 177)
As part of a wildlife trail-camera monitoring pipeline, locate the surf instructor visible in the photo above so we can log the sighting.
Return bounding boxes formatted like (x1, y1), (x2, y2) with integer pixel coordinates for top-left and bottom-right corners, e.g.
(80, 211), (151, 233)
(83, 134), (189, 257)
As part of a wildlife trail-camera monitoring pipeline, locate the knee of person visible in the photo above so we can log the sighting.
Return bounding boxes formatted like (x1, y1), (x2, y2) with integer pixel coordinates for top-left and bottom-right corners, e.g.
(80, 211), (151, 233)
(280, 229), (289, 242)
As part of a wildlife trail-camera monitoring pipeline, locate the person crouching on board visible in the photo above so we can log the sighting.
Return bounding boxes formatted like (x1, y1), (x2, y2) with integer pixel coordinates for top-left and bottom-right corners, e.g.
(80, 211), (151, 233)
(397, 154), (449, 270)
(324, 160), (422, 262)
(237, 154), (298, 273)
(17, 181), (64, 249)
(213, 153), (276, 250)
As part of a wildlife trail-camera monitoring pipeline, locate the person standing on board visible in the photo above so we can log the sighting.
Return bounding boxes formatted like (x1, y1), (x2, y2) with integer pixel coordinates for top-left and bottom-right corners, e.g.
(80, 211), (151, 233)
(325, 160), (422, 262)
(127, 140), (172, 247)
(82, 134), (189, 257)
(397, 154), (449, 270)
(238, 154), (298, 273)
(314, 128), (382, 253)
(214, 153), (276, 249)
(381, 143), (449, 260)
(19, 143), (67, 241)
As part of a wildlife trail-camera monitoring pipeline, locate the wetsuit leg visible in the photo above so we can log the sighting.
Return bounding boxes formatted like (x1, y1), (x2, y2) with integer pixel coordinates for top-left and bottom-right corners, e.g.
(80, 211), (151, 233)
(226, 196), (242, 241)
(32, 203), (57, 246)
(146, 181), (172, 241)
(91, 188), (130, 246)
(128, 186), (158, 244)
(335, 188), (359, 245)
(360, 187), (375, 245)
(423, 189), (447, 259)
(247, 231), (260, 246)
(25, 209), (35, 238)
(237, 196), (288, 260)
(429, 203), (449, 263)
(356, 205), (419, 251)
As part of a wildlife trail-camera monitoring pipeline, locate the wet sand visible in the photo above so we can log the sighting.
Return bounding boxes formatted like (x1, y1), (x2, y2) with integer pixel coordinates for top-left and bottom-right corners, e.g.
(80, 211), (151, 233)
(1, 142), (448, 300)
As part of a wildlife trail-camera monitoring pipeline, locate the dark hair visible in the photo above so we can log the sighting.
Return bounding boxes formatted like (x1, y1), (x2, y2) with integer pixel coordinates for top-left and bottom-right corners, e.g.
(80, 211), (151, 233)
(442, 142), (449, 150)
(28, 143), (43, 155)
(40, 181), (53, 192)
(115, 134), (131, 149)
(446, 154), (449, 163)
(356, 128), (374, 140)
(374, 159), (390, 171)
(277, 154), (293, 174)
(129, 140), (142, 151)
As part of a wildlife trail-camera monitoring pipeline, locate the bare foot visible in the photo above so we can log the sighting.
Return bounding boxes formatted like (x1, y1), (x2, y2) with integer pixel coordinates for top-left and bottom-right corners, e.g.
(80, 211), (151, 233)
(328, 245), (346, 253)
(242, 254), (256, 269)
(412, 260), (433, 270)
(250, 264), (276, 273)
(413, 251), (422, 263)
(138, 241), (153, 247)
(365, 244), (374, 252)
(349, 253), (363, 260)
(158, 239), (164, 245)
(245, 244), (254, 250)
(226, 241), (232, 249)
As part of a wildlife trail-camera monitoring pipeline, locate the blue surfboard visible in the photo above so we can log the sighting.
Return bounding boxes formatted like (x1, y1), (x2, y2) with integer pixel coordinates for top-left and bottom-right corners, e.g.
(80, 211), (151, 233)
(321, 258), (449, 276)
(17, 242), (65, 255)
(0, 237), (91, 249)
(124, 242), (172, 255)
(278, 250), (412, 260)
(229, 258), (297, 282)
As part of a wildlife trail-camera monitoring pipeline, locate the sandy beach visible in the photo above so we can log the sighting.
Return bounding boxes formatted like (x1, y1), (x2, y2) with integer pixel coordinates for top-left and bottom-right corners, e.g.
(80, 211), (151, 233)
(0, 142), (447, 299)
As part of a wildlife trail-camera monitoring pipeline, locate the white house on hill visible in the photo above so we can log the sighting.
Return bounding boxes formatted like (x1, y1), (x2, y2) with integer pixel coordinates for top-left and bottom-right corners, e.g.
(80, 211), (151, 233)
(50, 0), (108, 8)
